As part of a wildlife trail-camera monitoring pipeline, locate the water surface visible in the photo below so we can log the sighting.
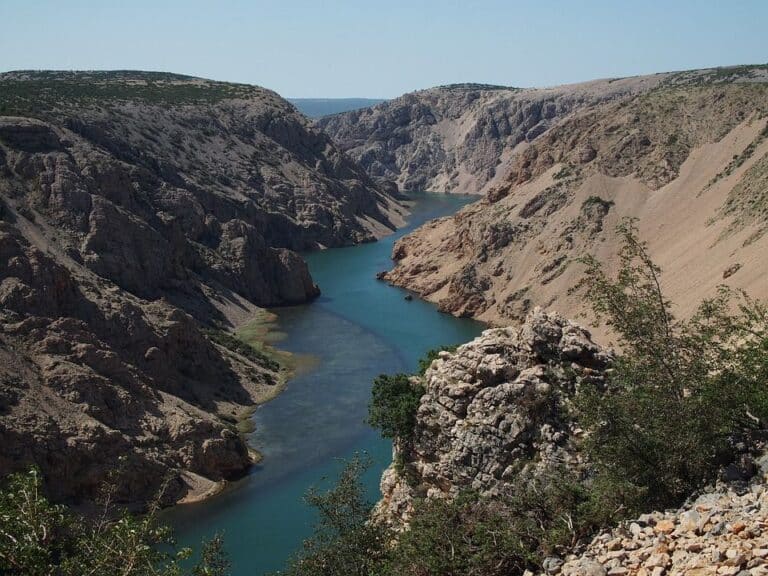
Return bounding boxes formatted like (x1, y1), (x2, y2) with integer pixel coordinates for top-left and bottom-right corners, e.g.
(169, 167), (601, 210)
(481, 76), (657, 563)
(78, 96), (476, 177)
(168, 193), (483, 574)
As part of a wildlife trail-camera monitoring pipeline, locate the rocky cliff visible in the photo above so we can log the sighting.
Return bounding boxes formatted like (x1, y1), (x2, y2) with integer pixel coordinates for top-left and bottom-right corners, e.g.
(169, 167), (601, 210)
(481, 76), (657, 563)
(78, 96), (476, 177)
(379, 310), (768, 575)
(318, 77), (670, 195)
(377, 309), (612, 523)
(0, 71), (404, 507)
(376, 66), (768, 332)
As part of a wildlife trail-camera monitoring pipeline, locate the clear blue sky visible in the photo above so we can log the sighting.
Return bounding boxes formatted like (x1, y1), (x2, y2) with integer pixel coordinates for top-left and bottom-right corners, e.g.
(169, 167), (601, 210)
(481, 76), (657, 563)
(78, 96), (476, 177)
(1, 0), (766, 98)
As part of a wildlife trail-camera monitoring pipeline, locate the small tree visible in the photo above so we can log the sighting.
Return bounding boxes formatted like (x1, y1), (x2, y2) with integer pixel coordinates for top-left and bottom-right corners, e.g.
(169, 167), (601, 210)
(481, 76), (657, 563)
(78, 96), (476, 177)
(387, 470), (618, 576)
(274, 456), (391, 576)
(368, 374), (425, 442)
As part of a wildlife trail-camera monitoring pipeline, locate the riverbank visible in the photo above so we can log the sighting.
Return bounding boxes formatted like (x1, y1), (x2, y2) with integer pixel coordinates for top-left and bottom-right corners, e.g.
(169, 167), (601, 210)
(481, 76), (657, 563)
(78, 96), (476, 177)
(165, 193), (484, 575)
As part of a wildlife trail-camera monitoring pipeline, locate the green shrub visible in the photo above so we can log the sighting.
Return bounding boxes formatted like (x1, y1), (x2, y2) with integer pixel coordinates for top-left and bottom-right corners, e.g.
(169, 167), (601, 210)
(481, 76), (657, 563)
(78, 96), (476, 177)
(576, 219), (768, 509)
(388, 469), (620, 576)
(274, 456), (391, 576)
(277, 462), (623, 576)
(0, 469), (230, 576)
(368, 374), (425, 442)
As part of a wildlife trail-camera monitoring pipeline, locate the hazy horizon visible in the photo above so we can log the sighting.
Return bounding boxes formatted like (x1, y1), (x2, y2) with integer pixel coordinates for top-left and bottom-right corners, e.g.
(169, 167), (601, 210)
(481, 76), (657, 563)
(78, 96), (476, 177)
(2, 0), (767, 98)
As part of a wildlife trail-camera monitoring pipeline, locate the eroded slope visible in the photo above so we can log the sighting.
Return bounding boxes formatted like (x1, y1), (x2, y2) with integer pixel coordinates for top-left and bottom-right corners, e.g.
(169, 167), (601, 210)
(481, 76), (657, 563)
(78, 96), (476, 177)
(381, 68), (768, 335)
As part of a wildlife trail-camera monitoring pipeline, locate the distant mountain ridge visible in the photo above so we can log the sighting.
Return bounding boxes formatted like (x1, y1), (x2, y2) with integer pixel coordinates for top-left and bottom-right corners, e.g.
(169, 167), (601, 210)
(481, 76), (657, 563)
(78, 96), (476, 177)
(289, 97), (386, 118)
(319, 65), (768, 195)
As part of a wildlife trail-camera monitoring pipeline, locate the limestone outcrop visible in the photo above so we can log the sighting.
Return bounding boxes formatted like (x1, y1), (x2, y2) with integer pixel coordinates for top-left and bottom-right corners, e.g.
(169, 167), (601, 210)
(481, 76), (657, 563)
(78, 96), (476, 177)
(377, 309), (612, 523)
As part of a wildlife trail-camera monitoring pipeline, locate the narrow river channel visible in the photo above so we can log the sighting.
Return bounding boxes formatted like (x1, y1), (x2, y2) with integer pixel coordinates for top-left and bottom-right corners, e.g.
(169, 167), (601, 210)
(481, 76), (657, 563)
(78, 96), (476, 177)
(167, 193), (484, 575)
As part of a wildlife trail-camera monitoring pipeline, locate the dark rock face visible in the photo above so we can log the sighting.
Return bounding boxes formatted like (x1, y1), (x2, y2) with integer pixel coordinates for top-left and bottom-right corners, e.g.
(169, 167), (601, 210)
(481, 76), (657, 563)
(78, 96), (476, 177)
(0, 71), (404, 507)
(0, 223), (260, 507)
(0, 72), (405, 305)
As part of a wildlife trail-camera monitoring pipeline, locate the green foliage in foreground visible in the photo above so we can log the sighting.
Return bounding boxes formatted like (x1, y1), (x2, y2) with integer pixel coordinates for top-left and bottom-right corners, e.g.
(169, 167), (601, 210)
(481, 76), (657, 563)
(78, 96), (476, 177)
(576, 220), (768, 510)
(0, 469), (230, 576)
(368, 345), (459, 445)
(277, 459), (626, 576)
(273, 456), (390, 576)
(387, 471), (622, 576)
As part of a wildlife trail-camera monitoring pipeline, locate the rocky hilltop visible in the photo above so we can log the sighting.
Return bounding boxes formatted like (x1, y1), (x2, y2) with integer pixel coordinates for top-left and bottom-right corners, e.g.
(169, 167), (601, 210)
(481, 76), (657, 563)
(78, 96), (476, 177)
(0, 71), (404, 507)
(376, 66), (768, 331)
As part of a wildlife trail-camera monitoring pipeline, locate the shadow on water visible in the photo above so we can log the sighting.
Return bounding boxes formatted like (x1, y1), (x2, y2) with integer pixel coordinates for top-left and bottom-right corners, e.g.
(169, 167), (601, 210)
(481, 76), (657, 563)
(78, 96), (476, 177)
(164, 193), (484, 575)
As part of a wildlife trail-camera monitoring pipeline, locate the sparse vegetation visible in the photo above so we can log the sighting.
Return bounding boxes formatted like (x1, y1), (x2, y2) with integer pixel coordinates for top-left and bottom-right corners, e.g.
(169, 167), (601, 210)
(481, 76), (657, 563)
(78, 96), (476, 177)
(0, 71), (257, 118)
(553, 164), (574, 180)
(0, 469), (230, 576)
(205, 329), (281, 373)
(668, 64), (768, 87)
(708, 122), (768, 187)
(719, 149), (768, 243)
(581, 195), (615, 211)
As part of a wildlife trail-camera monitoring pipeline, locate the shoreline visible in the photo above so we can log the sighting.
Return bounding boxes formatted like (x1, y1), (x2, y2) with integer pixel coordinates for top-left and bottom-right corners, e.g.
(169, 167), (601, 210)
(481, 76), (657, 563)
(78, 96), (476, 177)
(176, 308), (318, 507)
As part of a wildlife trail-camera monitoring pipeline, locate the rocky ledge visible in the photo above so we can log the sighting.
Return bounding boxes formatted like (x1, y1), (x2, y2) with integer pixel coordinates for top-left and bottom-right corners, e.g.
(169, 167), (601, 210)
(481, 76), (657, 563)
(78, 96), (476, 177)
(378, 308), (768, 575)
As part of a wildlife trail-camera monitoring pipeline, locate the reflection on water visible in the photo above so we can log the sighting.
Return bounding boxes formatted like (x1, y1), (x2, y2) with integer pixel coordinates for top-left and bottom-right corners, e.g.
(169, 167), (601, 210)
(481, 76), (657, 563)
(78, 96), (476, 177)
(165, 194), (483, 575)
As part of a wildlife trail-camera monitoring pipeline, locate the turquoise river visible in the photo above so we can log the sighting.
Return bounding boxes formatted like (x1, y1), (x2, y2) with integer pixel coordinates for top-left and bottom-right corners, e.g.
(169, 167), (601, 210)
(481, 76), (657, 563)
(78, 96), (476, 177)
(166, 193), (483, 575)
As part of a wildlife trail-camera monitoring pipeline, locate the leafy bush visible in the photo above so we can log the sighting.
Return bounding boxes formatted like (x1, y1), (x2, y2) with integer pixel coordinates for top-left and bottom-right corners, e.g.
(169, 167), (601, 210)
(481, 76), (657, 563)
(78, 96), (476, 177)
(274, 456), (391, 576)
(576, 220), (768, 509)
(388, 469), (622, 576)
(277, 462), (624, 576)
(0, 469), (230, 576)
(368, 374), (425, 442)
